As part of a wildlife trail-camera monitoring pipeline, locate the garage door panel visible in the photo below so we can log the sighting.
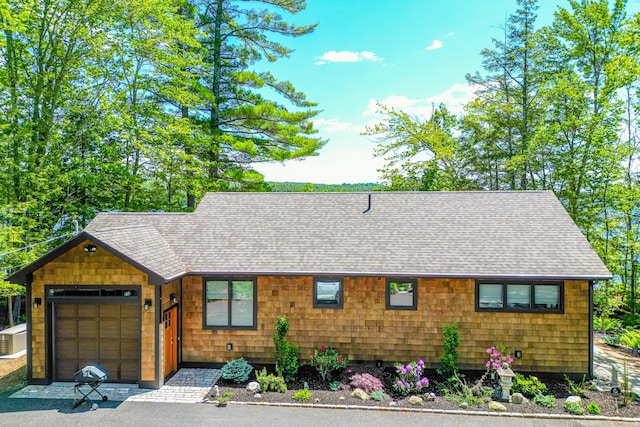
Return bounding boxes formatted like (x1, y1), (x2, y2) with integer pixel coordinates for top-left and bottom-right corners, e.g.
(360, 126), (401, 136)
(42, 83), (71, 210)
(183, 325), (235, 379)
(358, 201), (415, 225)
(100, 341), (120, 360)
(120, 304), (138, 318)
(56, 338), (78, 358)
(54, 301), (140, 383)
(77, 304), (98, 317)
(99, 304), (120, 317)
(77, 339), (98, 359)
(99, 319), (121, 339)
(77, 319), (98, 338)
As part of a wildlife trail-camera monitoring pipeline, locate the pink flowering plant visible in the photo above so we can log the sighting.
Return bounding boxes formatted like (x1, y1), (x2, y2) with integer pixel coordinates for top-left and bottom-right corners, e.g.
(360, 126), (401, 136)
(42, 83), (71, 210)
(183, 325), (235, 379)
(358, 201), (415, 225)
(309, 345), (347, 382)
(485, 345), (513, 371)
(392, 360), (429, 396)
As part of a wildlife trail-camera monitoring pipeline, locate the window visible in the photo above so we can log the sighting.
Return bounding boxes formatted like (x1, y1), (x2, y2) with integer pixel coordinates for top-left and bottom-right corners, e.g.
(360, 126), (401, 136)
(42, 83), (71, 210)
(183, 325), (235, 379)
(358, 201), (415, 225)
(386, 279), (417, 310)
(476, 282), (562, 312)
(204, 279), (256, 329)
(314, 278), (342, 308)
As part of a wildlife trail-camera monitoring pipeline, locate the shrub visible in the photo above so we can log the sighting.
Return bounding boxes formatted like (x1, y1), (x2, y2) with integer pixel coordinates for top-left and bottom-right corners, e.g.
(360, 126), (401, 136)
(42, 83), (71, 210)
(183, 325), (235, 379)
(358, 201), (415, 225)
(622, 313), (640, 328)
(563, 400), (584, 415)
(620, 329), (640, 350)
(393, 360), (429, 396)
(564, 374), (593, 398)
(512, 373), (547, 398)
(532, 393), (557, 408)
(370, 390), (386, 401)
(603, 335), (621, 346)
(485, 345), (513, 371)
(587, 402), (600, 415)
(437, 323), (460, 379)
(349, 373), (384, 394)
(309, 345), (347, 382)
(273, 316), (299, 382)
(594, 317), (624, 335)
(292, 389), (312, 402)
(328, 381), (341, 391)
(221, 358), (253, 384)
(255, 367), (287, 393)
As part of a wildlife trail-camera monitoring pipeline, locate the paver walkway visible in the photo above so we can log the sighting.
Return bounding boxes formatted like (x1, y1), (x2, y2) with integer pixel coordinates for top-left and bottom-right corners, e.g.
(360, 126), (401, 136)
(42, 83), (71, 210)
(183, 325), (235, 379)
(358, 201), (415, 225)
(10, 368), (220, 404)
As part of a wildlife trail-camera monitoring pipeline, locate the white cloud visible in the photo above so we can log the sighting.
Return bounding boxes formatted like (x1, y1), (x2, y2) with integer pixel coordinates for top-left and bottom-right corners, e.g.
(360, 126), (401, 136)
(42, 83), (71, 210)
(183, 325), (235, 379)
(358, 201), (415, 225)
(313, 118), (364, 133)
(362, 83), (480, 118)
(315, 50), (383, 65)
(425, 39), (443, 51)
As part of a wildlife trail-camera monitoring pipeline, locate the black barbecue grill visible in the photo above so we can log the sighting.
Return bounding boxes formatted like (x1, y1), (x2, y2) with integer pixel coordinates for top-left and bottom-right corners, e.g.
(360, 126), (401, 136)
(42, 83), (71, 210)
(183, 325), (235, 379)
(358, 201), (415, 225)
(72, 364), (109, 409)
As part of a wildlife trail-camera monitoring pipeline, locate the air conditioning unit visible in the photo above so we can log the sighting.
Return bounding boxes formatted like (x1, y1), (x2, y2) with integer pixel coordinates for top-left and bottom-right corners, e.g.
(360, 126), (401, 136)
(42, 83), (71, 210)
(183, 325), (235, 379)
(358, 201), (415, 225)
(0, 324), (26, 355)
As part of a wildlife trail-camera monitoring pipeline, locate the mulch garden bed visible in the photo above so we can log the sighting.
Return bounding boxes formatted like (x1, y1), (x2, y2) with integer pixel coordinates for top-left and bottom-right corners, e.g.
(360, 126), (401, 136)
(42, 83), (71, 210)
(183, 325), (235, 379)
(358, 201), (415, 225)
(210, 363), (640, 419)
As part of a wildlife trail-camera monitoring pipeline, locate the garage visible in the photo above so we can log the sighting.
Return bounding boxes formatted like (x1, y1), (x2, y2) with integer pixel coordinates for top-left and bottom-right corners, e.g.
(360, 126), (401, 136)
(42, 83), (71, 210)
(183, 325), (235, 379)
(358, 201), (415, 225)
(49, 288), (141, 382)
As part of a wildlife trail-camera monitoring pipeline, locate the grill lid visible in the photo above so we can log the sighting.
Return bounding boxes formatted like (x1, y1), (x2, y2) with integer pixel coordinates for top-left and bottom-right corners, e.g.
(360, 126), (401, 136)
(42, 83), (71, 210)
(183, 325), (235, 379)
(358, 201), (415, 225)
(73, 364), (108, 382)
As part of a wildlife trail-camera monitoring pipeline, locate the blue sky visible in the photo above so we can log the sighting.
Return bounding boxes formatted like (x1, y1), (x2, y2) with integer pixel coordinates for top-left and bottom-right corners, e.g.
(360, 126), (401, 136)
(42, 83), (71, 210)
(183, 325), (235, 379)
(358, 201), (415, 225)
(252, 0), (638, 184)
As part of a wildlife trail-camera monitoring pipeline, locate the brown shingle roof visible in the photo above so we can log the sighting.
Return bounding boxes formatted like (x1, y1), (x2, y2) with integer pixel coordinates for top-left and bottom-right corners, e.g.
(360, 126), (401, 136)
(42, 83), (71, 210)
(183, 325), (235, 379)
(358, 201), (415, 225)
(91, 191), (612, 280)
(10, 191), (612, 284)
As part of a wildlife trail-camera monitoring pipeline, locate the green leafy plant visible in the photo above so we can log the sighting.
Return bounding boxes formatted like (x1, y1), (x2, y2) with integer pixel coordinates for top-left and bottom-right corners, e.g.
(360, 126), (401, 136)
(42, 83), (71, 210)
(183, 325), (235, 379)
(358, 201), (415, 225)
(221, 358), (253, 384)
(620, 329), (640, 350)
(273, 316), (299, 382)
(532, 392), (557, 408)
(328, 381), (341, 391)
(563, 400), (584, 415)
(309, 345), (347, 382)
(217, 391), (234, 405)
(292, 389), (312, 402)
(512, 373), (547, 398)
(440, 371), (487, 406)
(603, 335), (621, 346)
(437, 323), (460, 379)
(370, 390), (386, 401)
(564, 374), (593, 398)
(622, 357), (635, 405)
(255, 367), (287, 393)
(587, 402), (600, 415)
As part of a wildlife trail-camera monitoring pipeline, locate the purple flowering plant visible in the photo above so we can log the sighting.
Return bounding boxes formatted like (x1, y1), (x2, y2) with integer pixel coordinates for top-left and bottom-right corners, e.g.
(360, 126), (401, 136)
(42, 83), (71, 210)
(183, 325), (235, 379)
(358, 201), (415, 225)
(309, 345), (347, 382)
(392, 359), (429, 395)
(485, 345), (513, 371)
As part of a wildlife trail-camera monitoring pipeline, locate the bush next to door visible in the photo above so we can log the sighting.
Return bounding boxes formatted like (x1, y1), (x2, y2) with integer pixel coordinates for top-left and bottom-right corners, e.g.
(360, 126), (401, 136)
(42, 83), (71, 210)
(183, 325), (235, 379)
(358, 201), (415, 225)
(221, 358), (253, 383)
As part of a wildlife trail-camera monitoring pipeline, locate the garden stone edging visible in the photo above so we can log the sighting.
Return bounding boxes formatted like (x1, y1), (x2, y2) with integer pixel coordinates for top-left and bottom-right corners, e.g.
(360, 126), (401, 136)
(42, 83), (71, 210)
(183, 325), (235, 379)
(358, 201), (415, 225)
(216, 399), (640, 423)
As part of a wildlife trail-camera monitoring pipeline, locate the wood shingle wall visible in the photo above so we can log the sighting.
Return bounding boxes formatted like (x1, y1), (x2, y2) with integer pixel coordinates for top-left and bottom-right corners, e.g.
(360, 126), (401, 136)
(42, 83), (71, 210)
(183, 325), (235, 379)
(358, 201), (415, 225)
(181, 276), (589, 374)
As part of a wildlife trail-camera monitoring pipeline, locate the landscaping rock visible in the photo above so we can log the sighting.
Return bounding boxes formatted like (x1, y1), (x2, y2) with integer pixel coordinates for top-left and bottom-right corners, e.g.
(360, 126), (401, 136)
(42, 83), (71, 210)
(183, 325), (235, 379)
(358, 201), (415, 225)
(351, 388), (369, 400)
(408, 395), (424, 406)
(339, 396), (345, 400)
(489, 401), (507, 411)
(565, 395), (582, 405)
(512, 392), (524, 404)
(253, 393), (261, 399)
(424, 392), (436, 402)
(459, 402), (468, 409)
(389, 401), (396, 407)
(246, 381), (260, 393)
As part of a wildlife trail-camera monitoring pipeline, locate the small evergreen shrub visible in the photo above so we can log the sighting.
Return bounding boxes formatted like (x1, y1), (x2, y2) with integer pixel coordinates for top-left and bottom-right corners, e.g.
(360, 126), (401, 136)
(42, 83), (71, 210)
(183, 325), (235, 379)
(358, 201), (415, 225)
(512, 373), (547, 398)
(255, 368), (287, 393)
(309, 345), (347, 382)
(349, 373), (384, 394)
(587, 402), (600, 415)
(563, 400), (584, 415)
(437, 323), (460, 379)
(221, 358), (253, 384)
(328, 381), (341, 391)
(564, 374), (593, 397)
(532, 393), (557, 408)
(292, 389), (312, 402)
(273, 316), (299, 382)
(370, 390), (386, 401)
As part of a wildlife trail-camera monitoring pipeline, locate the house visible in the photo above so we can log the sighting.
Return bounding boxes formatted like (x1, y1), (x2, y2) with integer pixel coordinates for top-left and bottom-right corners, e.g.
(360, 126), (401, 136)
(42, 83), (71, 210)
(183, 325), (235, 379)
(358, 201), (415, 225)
(9, 191), (611, 388)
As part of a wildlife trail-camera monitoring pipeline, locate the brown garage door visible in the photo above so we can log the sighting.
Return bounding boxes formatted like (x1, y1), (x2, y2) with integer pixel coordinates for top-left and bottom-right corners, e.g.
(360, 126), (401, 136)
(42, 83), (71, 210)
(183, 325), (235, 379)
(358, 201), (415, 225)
(54, 303), (140, 382)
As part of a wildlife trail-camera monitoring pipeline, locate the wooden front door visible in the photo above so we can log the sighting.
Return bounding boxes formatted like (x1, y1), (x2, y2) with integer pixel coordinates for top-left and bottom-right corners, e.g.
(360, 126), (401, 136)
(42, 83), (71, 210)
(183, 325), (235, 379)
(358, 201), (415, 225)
(163, 306), (178, 377)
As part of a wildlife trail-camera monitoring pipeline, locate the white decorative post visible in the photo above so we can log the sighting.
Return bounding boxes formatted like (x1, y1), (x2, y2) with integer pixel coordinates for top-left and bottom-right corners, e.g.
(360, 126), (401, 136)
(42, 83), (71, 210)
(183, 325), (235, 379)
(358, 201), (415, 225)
(496, 362), (515, 401)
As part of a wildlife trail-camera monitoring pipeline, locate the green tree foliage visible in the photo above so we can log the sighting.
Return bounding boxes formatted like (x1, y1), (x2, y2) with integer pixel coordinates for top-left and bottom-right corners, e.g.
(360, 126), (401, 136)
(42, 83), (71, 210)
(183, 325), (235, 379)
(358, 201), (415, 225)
(184, 0), (324, 203)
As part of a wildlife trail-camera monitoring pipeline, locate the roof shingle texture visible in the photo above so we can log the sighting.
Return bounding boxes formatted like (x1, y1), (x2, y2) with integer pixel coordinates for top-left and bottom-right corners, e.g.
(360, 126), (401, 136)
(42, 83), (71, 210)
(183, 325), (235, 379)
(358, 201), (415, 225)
(83, 191), (612, 281)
